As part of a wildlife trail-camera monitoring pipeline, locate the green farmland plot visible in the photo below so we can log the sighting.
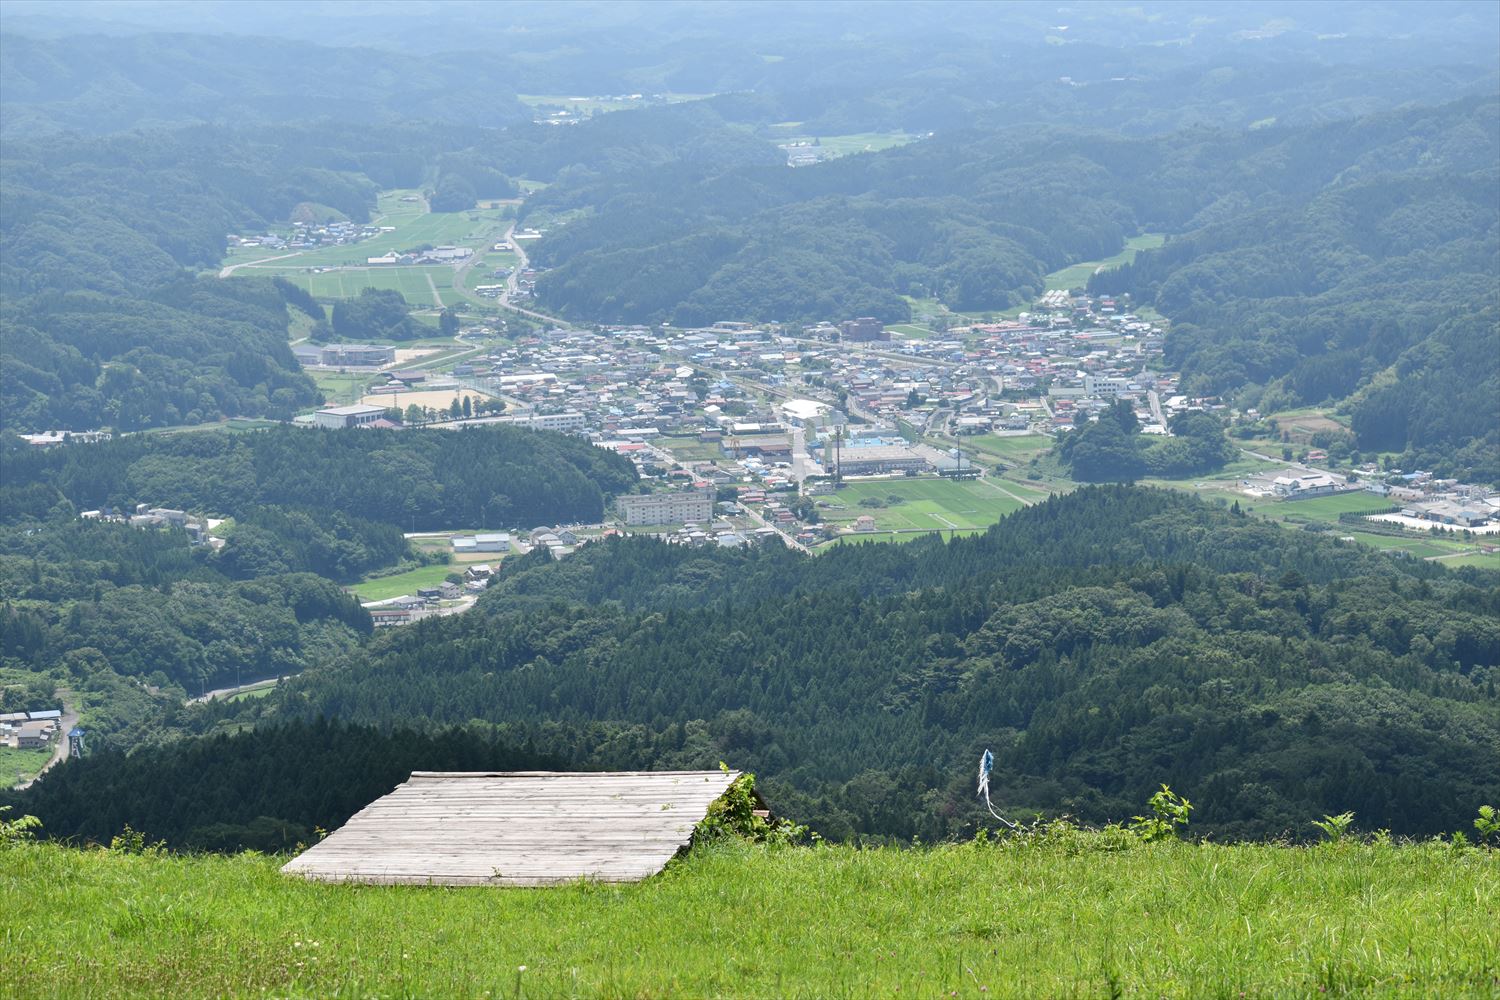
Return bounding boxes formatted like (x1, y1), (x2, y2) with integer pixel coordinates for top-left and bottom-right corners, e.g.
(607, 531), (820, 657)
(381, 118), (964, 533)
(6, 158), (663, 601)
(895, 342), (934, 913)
(770, 130), (919, 159)
(1438, 551), (1500, 570)
(349, 564), (458, 603)
(820, 477), (1027, 533)
(0, 745), (52, 785)
(1044, 233), (1164, 292)
(273, 266), (461, 307)
(223, 189), (511, 305)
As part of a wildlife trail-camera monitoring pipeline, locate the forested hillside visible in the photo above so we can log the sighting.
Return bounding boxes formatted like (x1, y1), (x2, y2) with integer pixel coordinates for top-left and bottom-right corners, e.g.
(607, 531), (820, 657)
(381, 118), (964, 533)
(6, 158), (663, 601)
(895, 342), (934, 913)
(1, 569), (368, 740)
(0, 110), (780, 433)
(1089, 100), (1500, 481)
(1, 424), (637, 533)
(0, 424), (635, 745)
(528, 100), (1497, 321)
(190, 487), (1500, 843)
(3, 720), (558, 850)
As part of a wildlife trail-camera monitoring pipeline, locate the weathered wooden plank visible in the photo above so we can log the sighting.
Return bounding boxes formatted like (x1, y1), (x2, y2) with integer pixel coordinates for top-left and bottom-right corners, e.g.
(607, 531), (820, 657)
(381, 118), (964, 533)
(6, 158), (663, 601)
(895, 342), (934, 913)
(282, 770), (742, 887)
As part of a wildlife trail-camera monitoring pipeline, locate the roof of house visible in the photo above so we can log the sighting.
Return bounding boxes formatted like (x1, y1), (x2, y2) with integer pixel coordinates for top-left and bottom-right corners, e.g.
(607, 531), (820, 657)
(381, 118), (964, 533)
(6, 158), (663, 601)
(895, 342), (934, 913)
(281, 770), (745, 886)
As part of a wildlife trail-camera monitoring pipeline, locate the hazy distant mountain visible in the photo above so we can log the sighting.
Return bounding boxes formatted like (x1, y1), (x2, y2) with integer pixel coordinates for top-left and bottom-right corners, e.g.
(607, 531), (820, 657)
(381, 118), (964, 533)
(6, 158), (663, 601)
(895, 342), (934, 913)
(0, 32), (530, 135)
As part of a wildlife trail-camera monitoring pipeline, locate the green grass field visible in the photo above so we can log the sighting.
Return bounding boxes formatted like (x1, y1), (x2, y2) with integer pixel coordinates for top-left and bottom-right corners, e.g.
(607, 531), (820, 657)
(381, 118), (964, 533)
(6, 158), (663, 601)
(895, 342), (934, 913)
(964, 433), (1052, 464)
(1044, 233), (1165, 292)
(311, 372), (380, 406)
(772, 130), (919, 159)
(821, 478), (1029, 533)
(348, 564), (456, 602)
(654, 436), (728, 463)
(269, 266), (461, 307)
(1440, 552), (1500, 570)
(462, 252), (519, 292)
(3, 837), (1494, 997)
(1273, 492), (1403, 519)
(0, 745), (52, 785)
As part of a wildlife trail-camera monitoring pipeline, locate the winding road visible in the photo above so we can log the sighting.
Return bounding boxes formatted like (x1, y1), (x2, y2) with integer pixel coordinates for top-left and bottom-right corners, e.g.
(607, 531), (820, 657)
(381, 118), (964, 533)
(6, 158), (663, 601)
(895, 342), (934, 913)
(218, 250), (303, 278)
(12, 700), (78, 791)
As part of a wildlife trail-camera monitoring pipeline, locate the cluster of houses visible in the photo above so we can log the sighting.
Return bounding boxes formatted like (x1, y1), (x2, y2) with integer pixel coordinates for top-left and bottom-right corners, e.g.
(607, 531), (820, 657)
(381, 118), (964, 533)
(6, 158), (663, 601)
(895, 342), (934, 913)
(80, 504), (218, 547)
(1, 708), (62, 751)
(365, 565), (495, 628)
(229, 219), (389, 253)
(365, 245), (473, 266)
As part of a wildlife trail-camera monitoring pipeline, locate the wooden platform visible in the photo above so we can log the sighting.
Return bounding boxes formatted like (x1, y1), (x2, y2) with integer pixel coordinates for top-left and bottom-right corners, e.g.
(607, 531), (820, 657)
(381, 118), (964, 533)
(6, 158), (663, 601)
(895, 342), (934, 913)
(281, 770), (742, 886)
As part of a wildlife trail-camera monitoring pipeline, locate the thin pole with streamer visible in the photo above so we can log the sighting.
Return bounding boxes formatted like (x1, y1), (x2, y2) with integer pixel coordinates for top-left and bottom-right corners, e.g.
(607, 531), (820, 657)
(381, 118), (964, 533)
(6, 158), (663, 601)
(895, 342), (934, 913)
(977, 748), (1019, 829)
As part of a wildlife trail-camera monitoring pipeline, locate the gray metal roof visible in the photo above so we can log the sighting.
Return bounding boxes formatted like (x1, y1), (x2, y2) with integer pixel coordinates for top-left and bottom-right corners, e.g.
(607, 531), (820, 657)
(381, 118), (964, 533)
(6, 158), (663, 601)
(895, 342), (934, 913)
(281, 770), (742, 887)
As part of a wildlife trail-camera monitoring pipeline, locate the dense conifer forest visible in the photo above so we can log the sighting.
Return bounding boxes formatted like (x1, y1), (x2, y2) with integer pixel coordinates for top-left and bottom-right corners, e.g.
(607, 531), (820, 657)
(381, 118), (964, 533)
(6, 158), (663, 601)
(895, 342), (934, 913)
(1, 424), (637, 531)
(15, 488), (1494, 845)
(0, 424), (637, 735)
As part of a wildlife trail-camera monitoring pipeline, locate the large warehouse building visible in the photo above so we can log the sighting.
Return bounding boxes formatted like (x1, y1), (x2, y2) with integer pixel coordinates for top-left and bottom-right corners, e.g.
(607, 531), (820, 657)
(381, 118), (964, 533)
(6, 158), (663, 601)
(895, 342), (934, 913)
(837, 444), (928, 476)
(313, 403), (387, 429)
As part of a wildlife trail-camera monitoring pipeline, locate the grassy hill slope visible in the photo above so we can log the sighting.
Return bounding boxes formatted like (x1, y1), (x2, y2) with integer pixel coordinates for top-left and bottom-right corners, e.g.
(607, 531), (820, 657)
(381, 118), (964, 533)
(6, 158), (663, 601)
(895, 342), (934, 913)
(3, 836), (1495, 998)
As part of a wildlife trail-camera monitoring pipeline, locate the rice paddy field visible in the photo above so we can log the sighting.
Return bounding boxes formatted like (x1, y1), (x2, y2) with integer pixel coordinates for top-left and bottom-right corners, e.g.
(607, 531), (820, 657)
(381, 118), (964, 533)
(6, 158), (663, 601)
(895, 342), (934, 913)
(770, 129), (919, 158)
(2, 836), (1494, 998)
(819, 477), (1042, 536)
(224, 190), (511, 306)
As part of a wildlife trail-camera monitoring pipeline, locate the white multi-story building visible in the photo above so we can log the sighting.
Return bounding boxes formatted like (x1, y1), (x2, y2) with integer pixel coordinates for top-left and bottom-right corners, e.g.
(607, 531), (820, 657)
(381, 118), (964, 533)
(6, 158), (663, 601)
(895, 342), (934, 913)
(616, 489), (715, 526)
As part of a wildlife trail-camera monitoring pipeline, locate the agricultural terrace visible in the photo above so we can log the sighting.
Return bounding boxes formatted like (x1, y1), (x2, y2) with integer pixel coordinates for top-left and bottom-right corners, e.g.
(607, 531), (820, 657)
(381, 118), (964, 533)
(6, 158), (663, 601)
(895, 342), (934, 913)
(818, 477), (1041, 538)
(2, 837), (1494, 997)
(1043, 233), (1165, 292)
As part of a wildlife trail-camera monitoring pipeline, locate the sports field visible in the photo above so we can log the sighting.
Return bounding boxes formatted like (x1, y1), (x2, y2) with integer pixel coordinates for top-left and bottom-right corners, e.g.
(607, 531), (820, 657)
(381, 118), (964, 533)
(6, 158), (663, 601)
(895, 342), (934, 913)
(359, 387), (495, 412)
(279, 266), (459, 306)
(818, 477), (1034, 534)
(887, 323), (938, 339)
(965, 433), (1052, 464)
(1273, 492), (1399, 519)
(654, 436), (727, 462)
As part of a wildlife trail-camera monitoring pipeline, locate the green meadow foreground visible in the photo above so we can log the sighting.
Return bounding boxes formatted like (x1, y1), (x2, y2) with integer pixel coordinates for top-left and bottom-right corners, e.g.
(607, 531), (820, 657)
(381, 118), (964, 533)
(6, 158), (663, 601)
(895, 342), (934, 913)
(2, 837), (1495, 998)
